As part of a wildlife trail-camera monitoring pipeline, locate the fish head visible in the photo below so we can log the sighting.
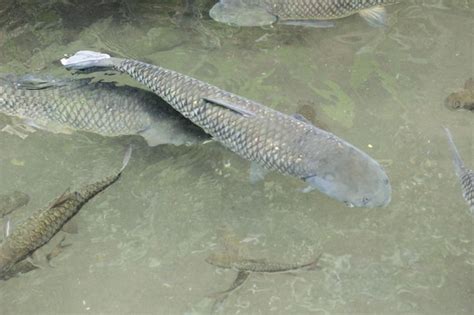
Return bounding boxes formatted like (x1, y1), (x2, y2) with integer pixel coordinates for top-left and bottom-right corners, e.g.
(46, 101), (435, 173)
(205, 252), (235, 268)
(444, 91), (473, 111)
(303, 139), (391, 208)
(209, 0), (277, 27)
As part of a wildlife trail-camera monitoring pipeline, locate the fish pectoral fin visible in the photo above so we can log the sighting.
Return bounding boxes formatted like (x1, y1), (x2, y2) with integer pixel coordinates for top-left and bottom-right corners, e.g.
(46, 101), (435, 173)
(23, 119), (74, 135)
(28, 250), (49, 269)
(209, 1), (277, 27)
(249, 162), (269, 184)
(1, 124), (30, 139)
(139, 126), (170, 147)
(2, 216), (13, 239)
(61, 218), (79, 234)
(359, 6), (387, 27)
(279, 20), (335, 28)
(202, 97), (256, 117)
(16, 75), (68, 90)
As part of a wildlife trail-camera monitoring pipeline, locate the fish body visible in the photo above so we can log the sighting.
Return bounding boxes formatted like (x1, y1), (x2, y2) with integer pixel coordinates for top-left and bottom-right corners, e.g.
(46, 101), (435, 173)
(444, 128), (474, 215)
(209, 0), (398, 27)
(0, 74), (208, 146)
(444, 78), (474, 111)
(0, 191), (30, 218)
(206, 252), (319, 273)
(0, 147), (131, 277)
(61, 51), (391, 208)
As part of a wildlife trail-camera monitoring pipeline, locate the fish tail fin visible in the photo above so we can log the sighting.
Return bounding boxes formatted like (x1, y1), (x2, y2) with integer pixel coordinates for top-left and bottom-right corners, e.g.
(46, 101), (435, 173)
(120, 145), (133, 173)
(60, 51), (116, 70)
(359, 6), (387, 27)
(443, 127), (465, 178)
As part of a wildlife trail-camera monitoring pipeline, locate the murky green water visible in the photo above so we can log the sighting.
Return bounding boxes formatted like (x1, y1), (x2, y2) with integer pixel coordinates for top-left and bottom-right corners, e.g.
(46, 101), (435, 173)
(0, 0), (472, 314)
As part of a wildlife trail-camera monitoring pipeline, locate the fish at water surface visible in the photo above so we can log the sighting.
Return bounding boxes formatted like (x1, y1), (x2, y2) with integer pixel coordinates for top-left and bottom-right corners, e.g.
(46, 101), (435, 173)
(0, 74), (209, 146)
(209, 0), (399, 28)
(444, 128), (474, 215)
(0, 147), (131, 279)
(206, 252), (320, 272)
(61, 51), (391, 208)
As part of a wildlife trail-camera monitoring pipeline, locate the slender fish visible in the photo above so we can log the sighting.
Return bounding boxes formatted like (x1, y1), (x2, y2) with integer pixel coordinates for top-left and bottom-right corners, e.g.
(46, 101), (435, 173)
(0, 147), (131, 278)
(61, 51), (391, 208)
(0, 74), (208, 146)
(209, 0), (399, 28)
(444, 127), (474, 215)
(206, 252), (320, 273)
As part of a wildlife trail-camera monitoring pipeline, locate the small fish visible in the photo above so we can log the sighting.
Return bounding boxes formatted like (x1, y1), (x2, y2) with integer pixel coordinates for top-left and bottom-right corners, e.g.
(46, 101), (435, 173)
(210, 270), (250, 313)
(206, 252), (320, 273)
(209, 0), (398, 28)
(0, 147), (131, 279)
(444, 78), (474, 111)
(0, 74), (209, 146)
(0, 191), (30, 218)
(61, 51), (391, 208)
(444, 128), (474, 215)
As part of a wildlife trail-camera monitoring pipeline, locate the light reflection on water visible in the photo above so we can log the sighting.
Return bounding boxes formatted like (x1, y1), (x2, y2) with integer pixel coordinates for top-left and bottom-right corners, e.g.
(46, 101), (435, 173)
(0, 1), (472, 314)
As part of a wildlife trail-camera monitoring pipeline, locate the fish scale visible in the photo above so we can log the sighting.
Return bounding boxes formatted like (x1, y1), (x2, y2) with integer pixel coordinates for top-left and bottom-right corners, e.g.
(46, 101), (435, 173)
(264, 0), (391, 19)
(120, 60), (345, 176)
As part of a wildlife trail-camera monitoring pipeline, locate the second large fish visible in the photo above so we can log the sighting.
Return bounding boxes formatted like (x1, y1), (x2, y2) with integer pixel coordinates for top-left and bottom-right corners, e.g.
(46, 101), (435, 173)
(61, 51), (391, 208)
(209, 0), (399, 28)
(0, 74), (208, 146)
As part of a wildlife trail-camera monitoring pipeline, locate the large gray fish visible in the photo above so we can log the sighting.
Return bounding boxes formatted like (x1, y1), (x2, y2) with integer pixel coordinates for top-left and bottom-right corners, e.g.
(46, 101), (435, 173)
(61, 51), (391, 208)
(0, 74), (208, 146)
(444, 128), (474, 215)
(209, 0), (398, 28)
(0, 147), (131, 278)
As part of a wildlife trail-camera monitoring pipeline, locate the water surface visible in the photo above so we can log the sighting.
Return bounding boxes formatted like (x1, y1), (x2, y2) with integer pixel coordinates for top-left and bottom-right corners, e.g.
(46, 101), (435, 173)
(0, 0), (472, 314)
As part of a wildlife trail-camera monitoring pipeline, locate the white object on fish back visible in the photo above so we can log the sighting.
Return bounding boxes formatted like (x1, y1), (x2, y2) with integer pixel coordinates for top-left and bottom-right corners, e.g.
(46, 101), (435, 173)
(60, 51), (112, 70)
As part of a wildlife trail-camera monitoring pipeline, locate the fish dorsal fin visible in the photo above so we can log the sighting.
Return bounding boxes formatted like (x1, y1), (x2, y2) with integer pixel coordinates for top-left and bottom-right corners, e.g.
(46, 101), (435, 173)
(49, 189), (73, 208)
(203, 96), (256, 117)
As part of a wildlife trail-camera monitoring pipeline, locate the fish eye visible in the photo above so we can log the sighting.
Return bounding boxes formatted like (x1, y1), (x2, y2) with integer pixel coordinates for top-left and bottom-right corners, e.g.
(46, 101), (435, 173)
(454, 100), (461, 108)
(383, 178), (389, 185)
